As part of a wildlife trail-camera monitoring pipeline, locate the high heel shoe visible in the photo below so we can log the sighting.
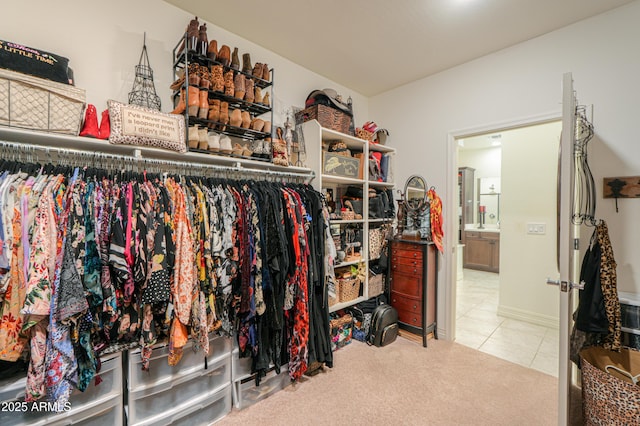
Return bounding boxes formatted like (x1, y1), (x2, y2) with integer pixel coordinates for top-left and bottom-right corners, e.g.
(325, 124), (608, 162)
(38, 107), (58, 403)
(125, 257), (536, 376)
(79, 104), (99, 138)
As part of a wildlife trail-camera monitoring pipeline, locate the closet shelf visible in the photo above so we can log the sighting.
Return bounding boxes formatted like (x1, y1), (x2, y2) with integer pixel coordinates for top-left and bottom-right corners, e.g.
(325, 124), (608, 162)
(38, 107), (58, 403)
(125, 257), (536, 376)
(0, 126), (314, 177)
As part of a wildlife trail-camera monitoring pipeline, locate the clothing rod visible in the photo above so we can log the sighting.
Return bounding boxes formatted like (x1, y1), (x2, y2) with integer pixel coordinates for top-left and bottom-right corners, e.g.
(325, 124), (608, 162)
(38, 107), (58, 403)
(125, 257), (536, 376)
(0, 139), (315, 181)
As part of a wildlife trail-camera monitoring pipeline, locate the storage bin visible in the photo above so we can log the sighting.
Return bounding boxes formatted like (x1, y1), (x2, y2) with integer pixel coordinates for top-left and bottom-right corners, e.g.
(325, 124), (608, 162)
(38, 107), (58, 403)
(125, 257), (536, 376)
(330, 313), (353, 351)
(127, 333), (231, 391)
(295, 104), (352, 135)
(233, 364), (291, 410)
(48, 395), (124, 426)
(170, 385), (231, 426)
(0, 352), (122, 426)
(621, 303), (640, 329)
(231, 347), (288, 381)
(127, 354), (230, 426)
(0, 67), (85, 135)
(622, 327), (640, 350)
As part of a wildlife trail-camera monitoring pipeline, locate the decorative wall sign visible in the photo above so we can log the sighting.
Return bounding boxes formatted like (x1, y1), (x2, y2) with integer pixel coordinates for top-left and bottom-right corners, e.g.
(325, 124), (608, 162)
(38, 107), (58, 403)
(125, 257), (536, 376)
(323, 151), (360, 178)
(603, 176), (640, 198)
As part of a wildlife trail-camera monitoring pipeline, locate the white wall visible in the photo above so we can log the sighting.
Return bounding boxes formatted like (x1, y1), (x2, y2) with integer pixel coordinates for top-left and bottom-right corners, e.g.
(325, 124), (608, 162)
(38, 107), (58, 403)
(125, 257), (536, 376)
(1, 0), (369, 129)
(499, 122), (562, 326)
(370, 1), (640, 338)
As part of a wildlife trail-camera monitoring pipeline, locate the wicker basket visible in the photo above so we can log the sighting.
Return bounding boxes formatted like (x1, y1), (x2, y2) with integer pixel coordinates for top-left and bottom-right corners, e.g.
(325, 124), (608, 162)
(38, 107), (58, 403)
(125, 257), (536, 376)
(368, 273), (384, 298)
(355, 128), (374, 141)
(0, 67), (85, 135)
(296, 104), (352, 135)
(338, 277), (361, 303)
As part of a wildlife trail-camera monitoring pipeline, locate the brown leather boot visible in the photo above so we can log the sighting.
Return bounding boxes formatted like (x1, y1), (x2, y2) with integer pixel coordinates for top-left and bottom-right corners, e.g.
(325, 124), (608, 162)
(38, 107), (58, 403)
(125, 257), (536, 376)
(198, 90), (209, 120)
(208, 99), (220, 126)
(250, 118), (265, 132)
(253, 62), (263, 80)
(262, 63), (270, 81)
(224, 70), (235, 97)
(219, 102), (229, 129)
(229, 109), (242, 127)
(254, 87), (263, 104)
(244, 79), (255, 103)
(241, 111), (251, 129)
(234, 74), (246, 100)
(171, 88), (186, 114)
(207, 40), (218, 61)
(231, 48), (240, 70)
(262, 91), (270, 107)
(187, 86), (200, 117)
(217, 45), (231, 67)
(197, 24), (208, 56)
(242, 53), (252, 74)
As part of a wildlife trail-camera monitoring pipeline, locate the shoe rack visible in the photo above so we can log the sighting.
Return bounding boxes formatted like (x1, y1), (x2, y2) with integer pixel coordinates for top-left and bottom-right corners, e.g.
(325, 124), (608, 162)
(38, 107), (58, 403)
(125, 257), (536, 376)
(301, 119), (396, 312)
(172, 32), (274, 161)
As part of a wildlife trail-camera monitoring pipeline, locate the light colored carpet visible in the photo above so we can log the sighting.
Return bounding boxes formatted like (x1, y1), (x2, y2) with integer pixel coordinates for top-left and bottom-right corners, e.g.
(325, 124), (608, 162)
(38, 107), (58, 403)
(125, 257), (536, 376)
(219, 336), (558, 426)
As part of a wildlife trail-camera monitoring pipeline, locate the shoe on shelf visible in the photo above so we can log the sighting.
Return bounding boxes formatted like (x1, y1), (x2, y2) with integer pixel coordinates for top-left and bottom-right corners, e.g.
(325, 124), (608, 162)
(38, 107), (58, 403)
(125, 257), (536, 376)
(79, 104), (100, 138)
(232, 142), (244, 156)
(170, 71), (185, 91)
(207, 132), (220, 152)
(187, 86), (200, 117)
(242, 144), (253, 157)
(98, 109), (110, 140)
(198, 127), (209, 150)
(207, 99), (220, 126)
(231, 47), (240, 71)
(244, 79), (255, 103)
(211, 65), (224, 92)
(219, 102), (229, 128)
(207, 40), (218, 61)
(188, 125), (199, 149)
(252, 62), (263, 80)
(198, 89), (209, 120)
(254, 87), (263, 104)
(262, 63), (270, 81)
(241, 111), (251, 129)
(242, 53), (252, 74)
(171, 89), (186, 115)
(229, 109), (242, 127)
(262, 92), (270, 107)
(250, 118), (265, 132)
(223, 70), (235, 97)
(219, 135), (232, 154)
(217, 45), (231, 67)
(234, 74), (246, 100)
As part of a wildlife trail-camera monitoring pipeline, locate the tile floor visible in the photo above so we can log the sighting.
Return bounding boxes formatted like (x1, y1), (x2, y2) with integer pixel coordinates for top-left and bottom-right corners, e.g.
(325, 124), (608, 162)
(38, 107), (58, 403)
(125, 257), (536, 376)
(455, 268), (559, 377)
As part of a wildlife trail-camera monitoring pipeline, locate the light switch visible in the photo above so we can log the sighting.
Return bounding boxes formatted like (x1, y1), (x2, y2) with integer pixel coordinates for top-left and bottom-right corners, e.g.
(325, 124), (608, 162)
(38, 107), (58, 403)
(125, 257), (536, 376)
(527, 223), (546, 235)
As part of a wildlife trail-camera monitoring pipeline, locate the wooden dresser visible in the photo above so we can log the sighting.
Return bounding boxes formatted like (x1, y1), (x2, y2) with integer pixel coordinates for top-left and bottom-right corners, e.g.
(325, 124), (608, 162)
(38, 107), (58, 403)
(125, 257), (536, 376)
(387, 239), (437, 347)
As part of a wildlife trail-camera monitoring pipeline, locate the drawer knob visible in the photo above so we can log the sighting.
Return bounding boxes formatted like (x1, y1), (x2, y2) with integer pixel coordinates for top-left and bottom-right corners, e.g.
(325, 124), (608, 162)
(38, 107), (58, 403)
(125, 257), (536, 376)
(414, 269), (417, 273)
(413, 318), (417, 323)
(413, 253), (417, 258)
(413, 304), (417, 309)
(393, 265), (397, 269)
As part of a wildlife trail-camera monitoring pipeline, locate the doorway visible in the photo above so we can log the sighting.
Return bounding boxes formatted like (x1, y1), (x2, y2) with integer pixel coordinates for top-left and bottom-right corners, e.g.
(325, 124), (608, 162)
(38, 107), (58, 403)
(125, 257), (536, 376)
(451, 119), (562, 376)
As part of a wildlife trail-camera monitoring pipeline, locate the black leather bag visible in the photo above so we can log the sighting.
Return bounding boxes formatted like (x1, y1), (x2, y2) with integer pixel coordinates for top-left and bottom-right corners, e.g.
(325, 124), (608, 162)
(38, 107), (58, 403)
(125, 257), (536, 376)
(367, 304), (398, 347)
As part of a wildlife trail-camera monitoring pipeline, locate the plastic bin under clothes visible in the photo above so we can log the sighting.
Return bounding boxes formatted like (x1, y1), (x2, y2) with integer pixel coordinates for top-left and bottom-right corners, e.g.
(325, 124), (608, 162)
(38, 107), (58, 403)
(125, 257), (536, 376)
(619, 291), (640, 350)
(232, 364), (291, 410)
(0, 352), (123, 426)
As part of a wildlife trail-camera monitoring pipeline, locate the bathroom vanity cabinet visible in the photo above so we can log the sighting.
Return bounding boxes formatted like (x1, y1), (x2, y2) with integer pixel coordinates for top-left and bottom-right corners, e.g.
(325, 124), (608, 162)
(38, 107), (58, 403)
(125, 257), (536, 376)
(463, 230), (499, 273)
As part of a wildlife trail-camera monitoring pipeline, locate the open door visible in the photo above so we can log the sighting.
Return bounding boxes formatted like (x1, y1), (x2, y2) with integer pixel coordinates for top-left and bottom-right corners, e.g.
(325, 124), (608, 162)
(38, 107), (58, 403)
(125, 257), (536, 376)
(549, 72), (582, 425)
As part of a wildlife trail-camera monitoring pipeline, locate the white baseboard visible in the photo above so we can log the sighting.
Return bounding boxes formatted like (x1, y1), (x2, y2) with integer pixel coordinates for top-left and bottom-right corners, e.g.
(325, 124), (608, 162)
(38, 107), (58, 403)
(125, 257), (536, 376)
(497, 305), (559, 330)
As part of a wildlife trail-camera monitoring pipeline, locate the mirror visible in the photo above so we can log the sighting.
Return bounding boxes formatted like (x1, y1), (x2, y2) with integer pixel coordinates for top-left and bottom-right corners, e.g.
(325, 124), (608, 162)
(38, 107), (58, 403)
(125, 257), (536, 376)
(400, 175), (429, 240)
(404, 175), (428, 213)
(476, 177), (500, 228)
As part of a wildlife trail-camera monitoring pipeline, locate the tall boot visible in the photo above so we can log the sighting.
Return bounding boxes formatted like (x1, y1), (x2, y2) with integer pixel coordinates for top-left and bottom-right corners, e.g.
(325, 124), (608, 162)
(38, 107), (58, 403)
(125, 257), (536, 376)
(253, 63), (263, 80)
(207, 99), (220, 126)
(187, 17), (199, 52)
(79, 104), (99, 138)
(211, 65), (224, 92)
(262, 63), (270, 81)
(217, 45), (231, 67)
(187, 86), (200, 117)
(198, 89), (209, 120)
(244, 79), (255, 103)
(207, 40), (218, 61)
(254, 87), (263, 104)
(262, 91), (270, 107)
(171, 88), (186, 115)
(223, 70), (235, 97)
(242, 53), (252, 74)
(219, 102), (229, 130)
(98, 109), (110, 140)
(234, 74), (246, 100)
(231, 48), (240, 71)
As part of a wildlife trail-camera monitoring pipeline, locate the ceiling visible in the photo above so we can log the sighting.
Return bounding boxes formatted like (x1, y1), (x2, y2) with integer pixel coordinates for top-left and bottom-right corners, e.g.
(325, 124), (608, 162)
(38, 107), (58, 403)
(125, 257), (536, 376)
(165, 0), (633, 97)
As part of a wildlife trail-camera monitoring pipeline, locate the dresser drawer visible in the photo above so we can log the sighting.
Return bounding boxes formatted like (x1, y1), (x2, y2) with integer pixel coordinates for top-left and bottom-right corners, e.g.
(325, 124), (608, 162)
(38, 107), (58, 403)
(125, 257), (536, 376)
(398, 309), (422, 328)
(391, 261), (422, 276)
(390, 292), (421, 314)
(390, 272), (422, 298)
(391, 255), (423, 268)
(391, 247), (423, 260)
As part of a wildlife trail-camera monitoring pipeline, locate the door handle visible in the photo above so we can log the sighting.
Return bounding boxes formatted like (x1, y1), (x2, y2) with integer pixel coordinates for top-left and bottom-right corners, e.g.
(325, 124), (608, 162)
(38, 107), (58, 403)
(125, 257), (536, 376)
(546, 278), (585, 292)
